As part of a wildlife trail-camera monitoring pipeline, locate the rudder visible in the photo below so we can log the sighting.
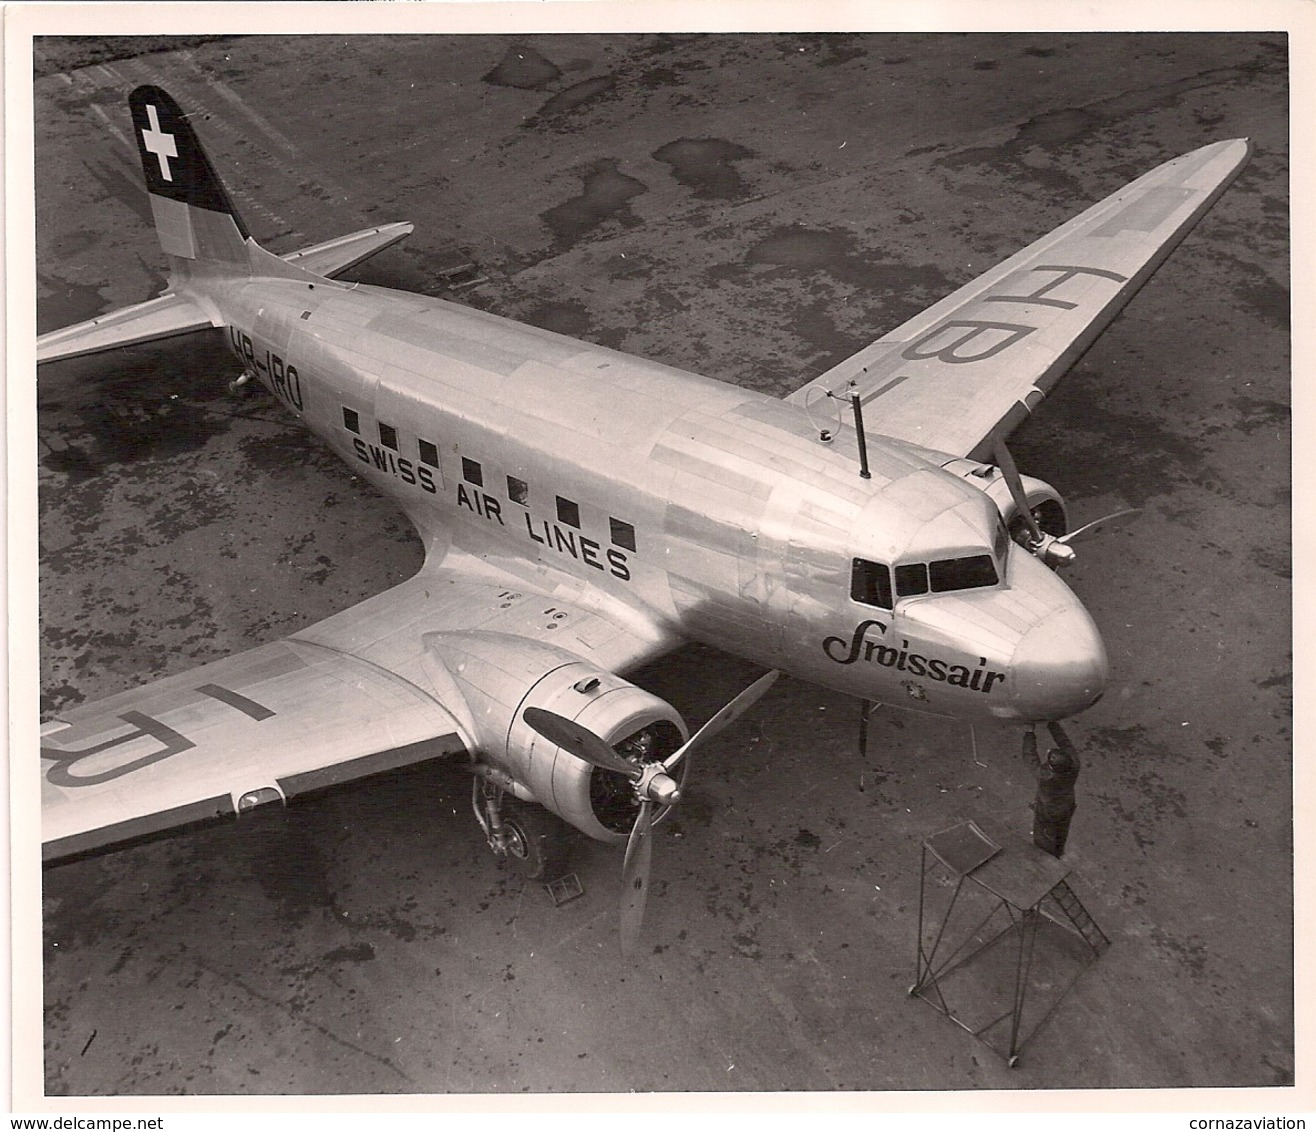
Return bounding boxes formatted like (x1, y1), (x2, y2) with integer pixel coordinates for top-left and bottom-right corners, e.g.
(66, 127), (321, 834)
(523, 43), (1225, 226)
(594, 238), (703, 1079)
(129, 85), (250, 268)
(40, 85), (412, 364)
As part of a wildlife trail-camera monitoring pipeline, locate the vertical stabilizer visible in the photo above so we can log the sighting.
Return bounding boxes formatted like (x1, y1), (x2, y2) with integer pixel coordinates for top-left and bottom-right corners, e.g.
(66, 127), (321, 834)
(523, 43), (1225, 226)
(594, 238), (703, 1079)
(39, 85), (411, 364)
(128, 84), (250, 269)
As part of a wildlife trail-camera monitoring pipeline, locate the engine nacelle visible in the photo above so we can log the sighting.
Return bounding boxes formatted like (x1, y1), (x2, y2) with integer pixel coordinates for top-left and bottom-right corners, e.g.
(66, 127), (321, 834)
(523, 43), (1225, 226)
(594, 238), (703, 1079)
(423, 631), (687, 843)
(947, 458), (1068, 543)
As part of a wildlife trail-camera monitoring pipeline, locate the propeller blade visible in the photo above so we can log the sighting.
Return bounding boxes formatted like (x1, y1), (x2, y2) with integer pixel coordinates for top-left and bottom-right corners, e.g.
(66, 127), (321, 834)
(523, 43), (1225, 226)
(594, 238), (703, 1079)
(522, 707), (640, 780)
(992, 434), (1042, 545)
(1058, 507), (1142, 544)
(663, 669), (780, 772)
(533, 671), (778, 954)
(619, 799), (654, 957)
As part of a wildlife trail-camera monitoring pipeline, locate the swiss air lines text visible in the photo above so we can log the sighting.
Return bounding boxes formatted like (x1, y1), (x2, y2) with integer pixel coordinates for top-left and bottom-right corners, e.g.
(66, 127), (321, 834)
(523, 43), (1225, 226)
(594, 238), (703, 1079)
(456, 481), (631, 581)
(351, 437), (438, 493)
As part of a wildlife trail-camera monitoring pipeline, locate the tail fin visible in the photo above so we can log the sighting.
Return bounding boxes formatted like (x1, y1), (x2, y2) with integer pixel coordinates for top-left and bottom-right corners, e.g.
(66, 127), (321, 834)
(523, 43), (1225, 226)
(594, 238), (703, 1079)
(129, 84), (251, 268)
(39, 86), (414, 364)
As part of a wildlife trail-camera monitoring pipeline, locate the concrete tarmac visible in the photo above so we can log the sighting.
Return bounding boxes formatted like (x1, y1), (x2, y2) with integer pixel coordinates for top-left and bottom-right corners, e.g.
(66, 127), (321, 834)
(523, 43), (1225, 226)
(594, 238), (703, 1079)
(32, 33), (1291, 1096)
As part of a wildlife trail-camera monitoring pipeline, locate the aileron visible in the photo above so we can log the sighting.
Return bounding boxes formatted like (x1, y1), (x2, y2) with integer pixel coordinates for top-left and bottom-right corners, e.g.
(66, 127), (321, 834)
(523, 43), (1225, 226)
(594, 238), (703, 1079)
(41, 557), (681, 863)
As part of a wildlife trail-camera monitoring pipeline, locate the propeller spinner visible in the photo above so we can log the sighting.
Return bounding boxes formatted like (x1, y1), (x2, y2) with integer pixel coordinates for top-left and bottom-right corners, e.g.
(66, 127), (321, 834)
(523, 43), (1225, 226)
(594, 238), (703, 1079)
(524, 669), (780, 954)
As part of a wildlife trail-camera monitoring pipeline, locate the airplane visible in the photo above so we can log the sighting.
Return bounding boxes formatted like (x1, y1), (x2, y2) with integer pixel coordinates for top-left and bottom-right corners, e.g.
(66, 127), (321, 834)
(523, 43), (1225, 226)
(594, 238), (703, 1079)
(37, 84), (1250, 951)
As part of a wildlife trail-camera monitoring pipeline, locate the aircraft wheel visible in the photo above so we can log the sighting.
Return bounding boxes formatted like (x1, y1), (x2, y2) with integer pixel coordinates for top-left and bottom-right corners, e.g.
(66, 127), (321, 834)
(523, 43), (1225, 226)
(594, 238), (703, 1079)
(501, 801), (562, 880)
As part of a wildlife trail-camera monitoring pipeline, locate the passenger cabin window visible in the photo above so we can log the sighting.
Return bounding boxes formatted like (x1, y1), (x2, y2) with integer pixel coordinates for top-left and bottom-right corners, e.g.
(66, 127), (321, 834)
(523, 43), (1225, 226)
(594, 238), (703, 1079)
(851, 558), (892, 610)
(557, 497), (581, 529)
(610, 518), (637, 552)
(342, 408), (360, 434)
(418, 439), (439, 467)
(379, 422), (399, 450)
(508, 476), (529, 505)
(462, 458), (483, 486)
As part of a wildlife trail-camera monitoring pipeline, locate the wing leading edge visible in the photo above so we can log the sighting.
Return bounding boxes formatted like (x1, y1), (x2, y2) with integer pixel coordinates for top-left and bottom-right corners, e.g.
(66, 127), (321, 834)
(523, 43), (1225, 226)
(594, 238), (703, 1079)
(787, 138), (1252, 460)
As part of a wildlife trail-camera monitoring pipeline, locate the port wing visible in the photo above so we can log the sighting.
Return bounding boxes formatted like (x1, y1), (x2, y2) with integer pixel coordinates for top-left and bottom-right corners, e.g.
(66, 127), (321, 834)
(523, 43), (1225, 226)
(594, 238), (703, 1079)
(787, 139), (1252, 460)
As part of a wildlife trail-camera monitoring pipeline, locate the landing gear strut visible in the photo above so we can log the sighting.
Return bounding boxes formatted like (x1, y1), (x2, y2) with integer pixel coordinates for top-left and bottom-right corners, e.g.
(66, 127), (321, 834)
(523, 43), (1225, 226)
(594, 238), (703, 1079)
(470, 778), (561, 879)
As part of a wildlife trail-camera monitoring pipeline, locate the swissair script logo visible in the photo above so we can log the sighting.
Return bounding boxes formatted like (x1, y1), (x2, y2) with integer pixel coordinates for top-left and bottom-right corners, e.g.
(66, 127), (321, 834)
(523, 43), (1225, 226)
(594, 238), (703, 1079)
(141, 104), (178, 181)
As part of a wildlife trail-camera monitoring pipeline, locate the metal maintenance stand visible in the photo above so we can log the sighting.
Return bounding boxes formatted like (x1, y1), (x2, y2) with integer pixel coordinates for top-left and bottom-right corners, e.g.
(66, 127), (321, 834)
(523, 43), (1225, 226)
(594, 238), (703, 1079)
(910, 817), (1108, 1067)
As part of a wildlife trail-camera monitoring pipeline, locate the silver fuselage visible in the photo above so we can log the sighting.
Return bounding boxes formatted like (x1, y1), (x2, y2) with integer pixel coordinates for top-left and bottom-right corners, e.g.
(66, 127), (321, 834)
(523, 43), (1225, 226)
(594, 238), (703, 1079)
(221, 272), (1106, 724)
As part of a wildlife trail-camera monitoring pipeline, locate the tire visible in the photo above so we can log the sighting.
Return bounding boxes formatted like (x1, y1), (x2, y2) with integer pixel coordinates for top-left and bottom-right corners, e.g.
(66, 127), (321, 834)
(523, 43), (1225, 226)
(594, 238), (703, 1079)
(500, 801), (563, 880)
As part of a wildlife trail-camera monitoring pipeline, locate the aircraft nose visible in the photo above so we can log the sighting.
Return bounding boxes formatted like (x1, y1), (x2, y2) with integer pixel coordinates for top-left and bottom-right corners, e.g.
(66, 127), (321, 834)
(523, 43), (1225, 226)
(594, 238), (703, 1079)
(1009, 603), (1108, 721)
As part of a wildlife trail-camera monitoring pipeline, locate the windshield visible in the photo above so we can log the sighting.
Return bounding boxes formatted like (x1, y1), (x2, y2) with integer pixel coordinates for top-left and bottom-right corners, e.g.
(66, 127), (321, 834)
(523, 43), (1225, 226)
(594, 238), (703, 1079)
(994, 518), (1010, 569)
(928, 554), (998, 592)
(852, 548), (1000, 609)
(893, 554), (999, 598)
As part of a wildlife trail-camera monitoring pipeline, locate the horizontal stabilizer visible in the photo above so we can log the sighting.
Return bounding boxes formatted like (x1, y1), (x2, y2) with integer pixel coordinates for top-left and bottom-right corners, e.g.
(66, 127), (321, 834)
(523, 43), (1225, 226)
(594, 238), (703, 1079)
(37, 290), (216, 364)
(281, 221), (415, 278)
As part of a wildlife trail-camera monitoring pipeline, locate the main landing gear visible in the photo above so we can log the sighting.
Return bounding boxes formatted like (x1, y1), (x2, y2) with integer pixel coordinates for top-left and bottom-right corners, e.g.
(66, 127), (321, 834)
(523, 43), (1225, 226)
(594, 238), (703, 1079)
(471, 777), (562, 879)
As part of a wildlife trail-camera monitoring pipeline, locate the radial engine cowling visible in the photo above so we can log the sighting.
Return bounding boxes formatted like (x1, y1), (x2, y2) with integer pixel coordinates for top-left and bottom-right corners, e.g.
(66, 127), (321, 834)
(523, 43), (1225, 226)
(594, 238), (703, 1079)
(423, 631), (687, 843)
(953, 460), (1068, 544)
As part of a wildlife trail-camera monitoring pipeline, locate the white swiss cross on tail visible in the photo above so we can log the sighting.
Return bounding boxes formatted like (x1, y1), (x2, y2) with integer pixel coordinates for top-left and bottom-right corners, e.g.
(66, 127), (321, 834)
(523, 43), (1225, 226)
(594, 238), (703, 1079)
(141, 104), (178, 181)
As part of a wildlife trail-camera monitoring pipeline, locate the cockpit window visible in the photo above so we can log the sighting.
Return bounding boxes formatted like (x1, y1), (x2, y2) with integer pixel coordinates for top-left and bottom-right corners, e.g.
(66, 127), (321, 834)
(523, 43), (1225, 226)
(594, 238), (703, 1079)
(895, 562), (929, 597)
(856, 552), (998, 608)
(850, 558), (892, 609)
(929, 554), (998, 592)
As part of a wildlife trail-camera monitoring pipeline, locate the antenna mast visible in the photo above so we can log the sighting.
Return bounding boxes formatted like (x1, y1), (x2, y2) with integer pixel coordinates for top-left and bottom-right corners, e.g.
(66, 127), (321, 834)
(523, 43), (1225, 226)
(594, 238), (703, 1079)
(848, 380), (871, 480)
(821, 375), (872, 479)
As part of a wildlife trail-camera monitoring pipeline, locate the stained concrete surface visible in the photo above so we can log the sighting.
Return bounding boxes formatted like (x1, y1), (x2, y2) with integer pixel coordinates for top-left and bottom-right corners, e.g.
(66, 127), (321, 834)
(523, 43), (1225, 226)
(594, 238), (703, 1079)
(31, 33), (1291, 1096)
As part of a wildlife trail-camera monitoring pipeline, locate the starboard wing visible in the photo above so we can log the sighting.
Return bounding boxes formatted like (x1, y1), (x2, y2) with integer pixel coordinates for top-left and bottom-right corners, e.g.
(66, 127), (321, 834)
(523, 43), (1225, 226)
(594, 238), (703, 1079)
(786, 139), (1252, 460)
(41, 556), (682, 862)
(41, 635), (464, 861)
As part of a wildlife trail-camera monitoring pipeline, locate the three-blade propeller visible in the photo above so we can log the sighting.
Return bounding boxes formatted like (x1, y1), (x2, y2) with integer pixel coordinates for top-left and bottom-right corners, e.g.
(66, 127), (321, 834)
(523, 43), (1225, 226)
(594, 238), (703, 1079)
(524, 669), (780, 955)
(991, 433), (1140, 569)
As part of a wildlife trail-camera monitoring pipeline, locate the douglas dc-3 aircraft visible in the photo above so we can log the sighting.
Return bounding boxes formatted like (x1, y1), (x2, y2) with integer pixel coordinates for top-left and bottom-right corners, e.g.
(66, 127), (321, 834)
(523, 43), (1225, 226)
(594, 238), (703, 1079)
(38, 86), (1249, 947)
